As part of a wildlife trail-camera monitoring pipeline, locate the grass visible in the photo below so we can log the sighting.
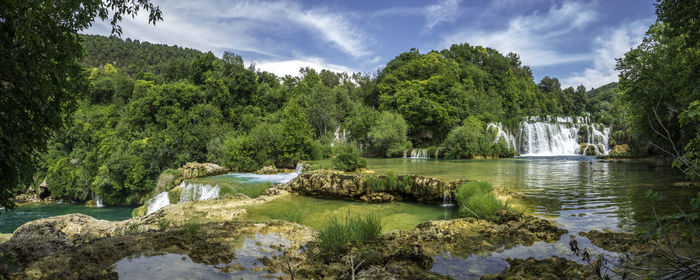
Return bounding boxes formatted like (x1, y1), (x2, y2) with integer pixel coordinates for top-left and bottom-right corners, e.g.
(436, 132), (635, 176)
(218, 183), (270, 199)
(183, 219), (201, 235)
(318, 213), (383, 254)
(168, 188), (181, 204)
(155, 168), (182, 193)
(122, 223), (142, 235)
(280, 208), (304, 224)
(157, 218), (171, 231)
(365, 172), (414, 193)
(455, 181), (513, 221)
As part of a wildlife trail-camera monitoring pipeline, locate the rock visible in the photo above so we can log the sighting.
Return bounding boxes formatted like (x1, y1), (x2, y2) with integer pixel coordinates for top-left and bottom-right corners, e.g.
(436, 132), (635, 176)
(0, 214), (121, 266)
(285, 171), (461, 204)
(579, 229), (636, 252)
(257, 165), (279, 174)
(84, 200), (96, 207)
(481, 257), (596, 280)
(132, 205), (147, 217)
(13, 179), (53, 204)
(179, 162), (228, 180)
(609, 144), (630, 156)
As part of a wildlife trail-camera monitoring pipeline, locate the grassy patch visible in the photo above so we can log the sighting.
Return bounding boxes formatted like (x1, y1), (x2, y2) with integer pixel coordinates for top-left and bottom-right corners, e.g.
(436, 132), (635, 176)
(168, 188), (182, 204)
(157, 218), (171, 231)
(280, 208), (304, 224)
(318, 213), (383, 254)
(218, 183), (270, 199)
(365, 172), (414, 193)
(455, 181), (513, 221)
(183, 219), (201, 235)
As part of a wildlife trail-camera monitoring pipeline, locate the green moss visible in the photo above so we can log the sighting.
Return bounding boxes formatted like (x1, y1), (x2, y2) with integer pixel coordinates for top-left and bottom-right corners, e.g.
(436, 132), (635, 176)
(131, 205), (147, 217)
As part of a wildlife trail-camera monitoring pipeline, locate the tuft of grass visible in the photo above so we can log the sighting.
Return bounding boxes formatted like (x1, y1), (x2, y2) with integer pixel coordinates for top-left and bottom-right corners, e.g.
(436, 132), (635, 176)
(365, 172), (414, 193)
(280, 208), (304, 224)
(183, 219), (201, 235)
(455, 181), (513, 221)
(168, 188), (181, 204)
(157, 218), (171, 231)
(318, 213), (383, 254)
(122, 223), (142, 235)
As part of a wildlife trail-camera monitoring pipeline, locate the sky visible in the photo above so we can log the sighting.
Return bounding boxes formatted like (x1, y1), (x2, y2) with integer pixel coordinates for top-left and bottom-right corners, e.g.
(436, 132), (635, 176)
(84, 0), (657, 89)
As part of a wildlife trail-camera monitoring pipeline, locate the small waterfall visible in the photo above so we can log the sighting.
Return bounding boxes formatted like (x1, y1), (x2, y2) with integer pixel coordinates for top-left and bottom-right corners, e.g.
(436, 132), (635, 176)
(403, 150), (407, 158)
(487, 115), (611, 156)
(295, 162), (304, 174)
(331, 124), (348, 147)
(95, 195), (104, 208)
(409, 149), (429, 159)
(441, 191), (454, 207)
(179, 181), (220, 202)
(146, 192), (170, 215)
(435, 147), (442, 159)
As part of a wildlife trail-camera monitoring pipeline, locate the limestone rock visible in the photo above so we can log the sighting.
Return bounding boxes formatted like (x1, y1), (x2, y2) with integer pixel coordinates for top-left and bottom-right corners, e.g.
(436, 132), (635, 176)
(179, 162), (228, 180)
(257, 165), (279, 174)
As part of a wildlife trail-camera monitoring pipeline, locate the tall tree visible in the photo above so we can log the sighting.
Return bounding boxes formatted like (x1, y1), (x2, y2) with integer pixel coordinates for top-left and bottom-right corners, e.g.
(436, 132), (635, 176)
(0, 0), (162, 209)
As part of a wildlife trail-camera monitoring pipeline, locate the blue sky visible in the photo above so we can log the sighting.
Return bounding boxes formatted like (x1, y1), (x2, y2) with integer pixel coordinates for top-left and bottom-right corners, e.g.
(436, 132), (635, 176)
(85, 0), (656, 89)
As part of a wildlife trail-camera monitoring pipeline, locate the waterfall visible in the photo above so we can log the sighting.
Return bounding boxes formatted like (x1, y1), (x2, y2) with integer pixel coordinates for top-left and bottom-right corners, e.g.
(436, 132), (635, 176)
(179, 181), (220, 202)
(146, 192), (170, 215)
(331, 124), (348, 147)
(409, 149), (429, 159)
(441, 191), (454, 207)
(95, 195), (104, 208)
(487, 115), (611, 156)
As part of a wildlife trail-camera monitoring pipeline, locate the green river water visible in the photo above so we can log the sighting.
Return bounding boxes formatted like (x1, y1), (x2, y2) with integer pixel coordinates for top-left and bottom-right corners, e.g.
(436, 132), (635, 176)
(3, 156), (697, 279)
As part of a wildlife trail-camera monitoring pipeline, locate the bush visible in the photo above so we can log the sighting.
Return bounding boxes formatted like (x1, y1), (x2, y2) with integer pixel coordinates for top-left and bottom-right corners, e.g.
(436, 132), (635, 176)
(455, 181), (511, 221)
(426, 146), (437, 158)
(318, 213), (383, 254)
(442, 116), (516, 159)
(332, 145), (368, 171)
(365, 172), (414, 193)
(155, 169), (181, 194)
(167, 188), (182, 204)
(311, 140), (333, 160)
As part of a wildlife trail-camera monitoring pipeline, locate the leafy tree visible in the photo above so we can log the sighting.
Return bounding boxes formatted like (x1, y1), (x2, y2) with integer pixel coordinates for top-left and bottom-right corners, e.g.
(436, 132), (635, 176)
(367, 111), (411, 157)
(279, 102), (314, 167)
(0, 0), (161, 209)
(332, 145), (367, 171)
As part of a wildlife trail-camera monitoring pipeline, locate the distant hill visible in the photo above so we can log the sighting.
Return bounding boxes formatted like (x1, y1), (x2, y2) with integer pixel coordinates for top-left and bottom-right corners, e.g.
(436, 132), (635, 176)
(79, 34), (203, 78)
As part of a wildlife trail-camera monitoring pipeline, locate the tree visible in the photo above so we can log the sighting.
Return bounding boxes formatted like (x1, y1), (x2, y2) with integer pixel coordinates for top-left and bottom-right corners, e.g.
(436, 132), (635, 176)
(279, 101), (314, 168)
(0, 0), (162, 209)
(367, 111), (411, 157)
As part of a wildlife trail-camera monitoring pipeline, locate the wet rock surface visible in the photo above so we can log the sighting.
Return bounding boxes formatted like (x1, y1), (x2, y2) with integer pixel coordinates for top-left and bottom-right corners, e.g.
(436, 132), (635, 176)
(481, 257), (596, 280)
(284, 171), (462, 204)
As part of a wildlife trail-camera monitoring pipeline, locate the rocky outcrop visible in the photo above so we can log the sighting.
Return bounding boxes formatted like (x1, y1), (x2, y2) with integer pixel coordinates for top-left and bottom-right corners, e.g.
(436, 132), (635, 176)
(13, 179), (52, 204)
(609, 144), (630, 156)
(178, 162), (228, 180)
(283, 171), (461, 204)
(256, 165), (279, 174)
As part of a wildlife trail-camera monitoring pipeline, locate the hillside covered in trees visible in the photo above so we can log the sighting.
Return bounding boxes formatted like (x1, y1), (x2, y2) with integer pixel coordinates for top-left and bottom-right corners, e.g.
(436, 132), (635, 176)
(29, 34), (628, 205)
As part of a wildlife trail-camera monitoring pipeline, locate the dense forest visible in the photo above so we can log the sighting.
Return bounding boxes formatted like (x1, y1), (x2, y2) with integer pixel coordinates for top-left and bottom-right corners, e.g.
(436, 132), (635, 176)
(18, 34), (630, 205)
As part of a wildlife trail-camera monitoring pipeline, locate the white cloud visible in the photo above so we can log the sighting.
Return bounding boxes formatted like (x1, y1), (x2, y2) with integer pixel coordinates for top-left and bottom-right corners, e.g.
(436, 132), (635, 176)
(425, 0), (461, 30)
(561, 20), (649, 89)
(254, 56), (356, 77)
(85, 0), (372, 58)
(442, 1), (597, 67)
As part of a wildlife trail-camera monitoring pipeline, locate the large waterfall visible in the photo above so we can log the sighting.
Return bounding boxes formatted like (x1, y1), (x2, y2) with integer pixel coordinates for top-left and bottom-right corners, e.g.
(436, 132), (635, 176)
(179, 182), (220, 202)
(487, 116), (611, 156)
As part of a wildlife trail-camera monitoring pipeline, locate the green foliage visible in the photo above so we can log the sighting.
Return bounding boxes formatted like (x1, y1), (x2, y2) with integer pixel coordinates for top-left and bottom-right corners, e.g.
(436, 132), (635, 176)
(218, 183), (269, 199)
(122, 223), (143, 235)
(367, 112), (412, 157)
(168, 189), (181, 204)
(332, 145), (368, 171)
(442, 117), (516, 159)
(0, 0), (161, 209)
(455, 181), (511, 221)
(46, 158), (82, 201)
(279, 102), (314, 168)
(318, 214), (383, 254)
(365, 173), (414, 193)
(156, 169), (181, 194)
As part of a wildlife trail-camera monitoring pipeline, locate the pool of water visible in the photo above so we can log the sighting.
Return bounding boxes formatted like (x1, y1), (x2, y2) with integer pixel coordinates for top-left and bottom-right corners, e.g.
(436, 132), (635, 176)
(113, 233), (288, 279)
(0, 204), (134, 233)
(243, 194), (457, 232)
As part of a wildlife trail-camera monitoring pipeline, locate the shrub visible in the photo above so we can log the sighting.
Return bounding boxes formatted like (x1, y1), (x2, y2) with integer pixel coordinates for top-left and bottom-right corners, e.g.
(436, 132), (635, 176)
(318, 214), (383, 254)
(426, 146), (437, 158)
(311, 140), (333, 160)
(442, 116), (516, 159)
(168, 188), (182, 204)
(155, 169), (181, 194)
(332, 145), (368, 171)
(455, 181), (511, 221)
(366, 172), (414, 193)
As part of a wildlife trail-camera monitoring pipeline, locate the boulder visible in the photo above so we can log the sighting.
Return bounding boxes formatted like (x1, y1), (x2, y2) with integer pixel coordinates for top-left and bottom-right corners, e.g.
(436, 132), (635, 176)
(257, 165), (279, 174)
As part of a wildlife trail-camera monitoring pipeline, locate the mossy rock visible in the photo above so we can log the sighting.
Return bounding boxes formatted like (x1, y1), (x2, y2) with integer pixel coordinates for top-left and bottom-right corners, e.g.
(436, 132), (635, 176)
(168, 186), (183, 204)
(85, 200), (97, 207)
(132, 205), (147, 217)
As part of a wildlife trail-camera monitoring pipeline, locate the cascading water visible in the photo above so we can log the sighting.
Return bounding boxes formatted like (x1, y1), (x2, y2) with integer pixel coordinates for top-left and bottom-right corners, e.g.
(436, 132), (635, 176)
(487, 115), (611, 156)
(411, 149), (429, 159)
(331, 124), (348, 147)
(146, 192), (170, 215)
(179, 182), (220, 202)
(95, 195), (104, 208)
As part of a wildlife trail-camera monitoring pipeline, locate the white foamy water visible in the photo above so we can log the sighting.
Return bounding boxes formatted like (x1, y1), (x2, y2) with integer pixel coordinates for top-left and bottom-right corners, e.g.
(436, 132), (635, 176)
(487, 115), (611, 156)
(179, 182), (220, 202)
(146, 192), (170, 215)
(226, 163), (304, 184)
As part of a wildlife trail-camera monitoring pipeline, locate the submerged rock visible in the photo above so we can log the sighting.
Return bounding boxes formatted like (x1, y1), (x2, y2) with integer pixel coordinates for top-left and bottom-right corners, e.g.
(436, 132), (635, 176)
(481, 257), (596, 280)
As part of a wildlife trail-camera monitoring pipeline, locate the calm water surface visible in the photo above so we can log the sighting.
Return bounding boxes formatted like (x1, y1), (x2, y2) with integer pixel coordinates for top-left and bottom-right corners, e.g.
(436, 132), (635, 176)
(0, 204), (134, 233)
